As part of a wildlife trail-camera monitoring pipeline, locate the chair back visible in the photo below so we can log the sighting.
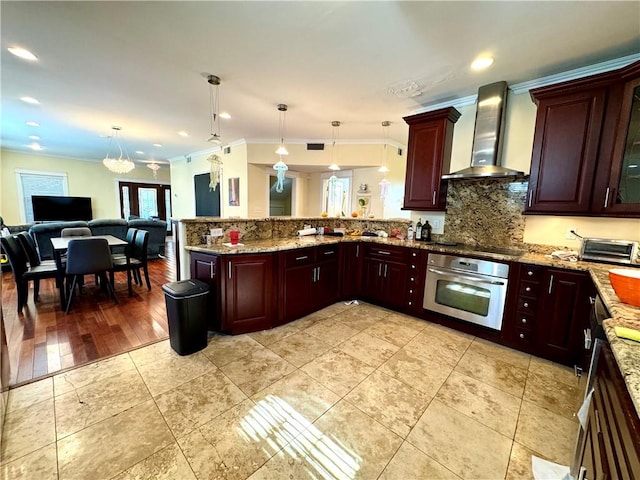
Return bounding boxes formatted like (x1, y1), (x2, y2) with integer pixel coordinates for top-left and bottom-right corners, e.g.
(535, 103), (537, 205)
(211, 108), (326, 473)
(65, 238), (113, 275)
(132, 229), (149, 264)
(16, 232), (41, 266)
(61, 227), (92, 238)
(0, 235), (28, 277)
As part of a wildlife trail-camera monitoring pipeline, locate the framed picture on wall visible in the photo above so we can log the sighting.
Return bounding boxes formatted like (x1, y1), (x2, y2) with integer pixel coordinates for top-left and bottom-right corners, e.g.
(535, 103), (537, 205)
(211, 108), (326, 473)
(229, 177), (240, 206)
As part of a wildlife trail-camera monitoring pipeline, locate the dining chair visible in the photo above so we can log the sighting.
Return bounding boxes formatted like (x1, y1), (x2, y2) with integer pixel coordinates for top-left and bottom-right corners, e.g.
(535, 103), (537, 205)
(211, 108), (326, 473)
(111, 228), (138, 262)
(61, 227), (92, 237)
(1, 235), (59, 312)
(16, 231), (57, 268)
(109, 229), (150, 295)
(65, 238), (117, 313)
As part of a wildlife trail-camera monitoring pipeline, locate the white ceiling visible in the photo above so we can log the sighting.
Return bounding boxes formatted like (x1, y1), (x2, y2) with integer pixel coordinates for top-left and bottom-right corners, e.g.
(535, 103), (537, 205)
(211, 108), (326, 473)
(2, 1), (639, 169)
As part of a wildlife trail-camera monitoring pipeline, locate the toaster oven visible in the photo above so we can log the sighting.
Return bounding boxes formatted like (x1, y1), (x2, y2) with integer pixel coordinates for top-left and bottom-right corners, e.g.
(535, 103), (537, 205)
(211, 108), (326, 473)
(579, 238), (639, 265)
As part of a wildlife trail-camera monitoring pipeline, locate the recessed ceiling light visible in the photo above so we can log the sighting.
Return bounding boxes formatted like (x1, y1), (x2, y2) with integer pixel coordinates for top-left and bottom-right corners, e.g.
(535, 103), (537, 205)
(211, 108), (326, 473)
(29, 143), (43, 151)
(153, 143), (163, 148)
(29, 135), (40, 140)
(178, 131), (189, 137)
(25, 121), (40, 127)
(471, 56), (494, 71)
(219, 112), (232, 119)
(135, 150), (144, 155)
(8, 46), (38, 61)
(20, 96), (40, 105)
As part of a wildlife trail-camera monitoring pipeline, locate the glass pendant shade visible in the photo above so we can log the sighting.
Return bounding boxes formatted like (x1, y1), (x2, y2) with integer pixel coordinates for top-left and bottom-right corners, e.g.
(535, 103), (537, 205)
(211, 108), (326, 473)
(273, 104), (290, 192)
(147, 162), (160, 179)
(103, 126), (135, 174)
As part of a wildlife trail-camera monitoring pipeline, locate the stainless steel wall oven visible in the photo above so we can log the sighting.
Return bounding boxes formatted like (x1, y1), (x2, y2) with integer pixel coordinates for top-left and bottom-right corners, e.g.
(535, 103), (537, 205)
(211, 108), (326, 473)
(423, 253), (510, 330)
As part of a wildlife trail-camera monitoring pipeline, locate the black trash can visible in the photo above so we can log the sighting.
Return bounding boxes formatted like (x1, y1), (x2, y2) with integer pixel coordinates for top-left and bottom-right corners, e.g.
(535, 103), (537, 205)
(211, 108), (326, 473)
(162, 279), (209, 355)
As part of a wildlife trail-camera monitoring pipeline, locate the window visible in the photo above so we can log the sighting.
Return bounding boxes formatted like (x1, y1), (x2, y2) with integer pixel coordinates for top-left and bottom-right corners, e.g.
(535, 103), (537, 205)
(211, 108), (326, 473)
(321, 171), (351, 217)
(16, 170), (69, 222)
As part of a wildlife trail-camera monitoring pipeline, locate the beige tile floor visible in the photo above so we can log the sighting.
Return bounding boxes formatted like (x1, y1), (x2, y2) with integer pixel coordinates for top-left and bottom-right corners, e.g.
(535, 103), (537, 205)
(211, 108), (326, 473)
(1, 302), (583, 480)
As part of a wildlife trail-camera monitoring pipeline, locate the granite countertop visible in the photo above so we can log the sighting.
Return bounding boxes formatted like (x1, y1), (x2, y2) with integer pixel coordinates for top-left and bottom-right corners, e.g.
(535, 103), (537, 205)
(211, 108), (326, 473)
(185, 235), (640, 415)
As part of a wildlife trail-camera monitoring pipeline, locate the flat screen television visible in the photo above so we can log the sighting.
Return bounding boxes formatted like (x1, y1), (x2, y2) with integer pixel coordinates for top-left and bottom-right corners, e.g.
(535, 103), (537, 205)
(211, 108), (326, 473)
(32, 195), (93, 222)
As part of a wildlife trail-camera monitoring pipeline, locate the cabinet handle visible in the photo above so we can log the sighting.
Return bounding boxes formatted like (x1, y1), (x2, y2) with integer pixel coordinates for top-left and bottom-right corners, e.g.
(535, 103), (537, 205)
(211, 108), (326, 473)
(228, 262), (232, 279)
(316, 266), (320, 282)
(378, 264), (382, 276)
(519, 333), (525, 339)
(525, 286), (531, 292)
(584, 329), (592, 350)
(521, 318), (527, 324)
(548, 274), (554, 294)
(409, 289), (414, 294)
(523, 302), (529, 308)
(210, 262), (214, 279)
(323, 250), (335, 255)
(604, 187), (610, 208)
(432, 191), (437, 205)
(527, 270), (534, 276)
(410, 277), (415, 282)
(408, 301), (412, 306)
(296, 255), (309, 261)
(377, 250), (391, 255)
(595, 409), (601, 434)
(412, 252), (417, 257)
(384, 264), (388, 277)
(528, 190), (533, 208)
(356, 245), (359, 257)
(411, 264), (416, 269)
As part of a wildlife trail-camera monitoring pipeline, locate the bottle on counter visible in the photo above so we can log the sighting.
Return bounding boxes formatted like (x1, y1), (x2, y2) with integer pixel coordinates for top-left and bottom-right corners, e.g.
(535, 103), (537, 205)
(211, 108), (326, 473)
(424, 220), (432, 242)
(407, 224), (414, 241)
(416, 218), (423, 241)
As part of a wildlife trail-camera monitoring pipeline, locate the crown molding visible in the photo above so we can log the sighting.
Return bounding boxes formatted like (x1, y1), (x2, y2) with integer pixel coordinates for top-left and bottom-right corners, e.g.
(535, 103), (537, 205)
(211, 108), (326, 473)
(245, 138), (406, 149)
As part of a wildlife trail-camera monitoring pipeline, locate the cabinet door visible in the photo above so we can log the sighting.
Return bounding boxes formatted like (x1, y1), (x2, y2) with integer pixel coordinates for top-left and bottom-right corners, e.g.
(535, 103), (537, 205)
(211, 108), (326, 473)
(382, 260), (408, 310)
(526, 88), (606, 214)
(535, 269), (588, 365)
(594, 74), (640, 216)
(315, 257), (339, 309)
(340, 243), (362, 299)
(190, 252), (219, 330)
(281, 264), (313, 324)
(222, 254), (274, 334)
(403, 107), (460, 211)
(362, 257), (385, 303)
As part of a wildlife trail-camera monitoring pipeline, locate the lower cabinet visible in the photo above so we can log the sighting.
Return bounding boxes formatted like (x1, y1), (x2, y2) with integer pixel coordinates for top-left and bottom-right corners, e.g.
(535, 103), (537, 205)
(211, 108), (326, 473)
(505, 263), (592, 366)
(220, 253), (276, 334)
(361, 244), (408, 311)
(340, 242), (362, 300)
(278, 245), (339, 324)
(577, 342), (640, 479)
(190, 251), (220, 330)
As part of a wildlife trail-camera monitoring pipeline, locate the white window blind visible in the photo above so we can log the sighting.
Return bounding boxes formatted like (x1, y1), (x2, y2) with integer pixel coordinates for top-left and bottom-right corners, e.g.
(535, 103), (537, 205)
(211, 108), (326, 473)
(17, 171), (68, 222)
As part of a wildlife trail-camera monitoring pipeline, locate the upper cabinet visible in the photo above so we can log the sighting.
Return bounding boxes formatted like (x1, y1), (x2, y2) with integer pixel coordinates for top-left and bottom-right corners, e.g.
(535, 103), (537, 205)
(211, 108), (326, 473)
(402, 107), (460, 211)
(526, 61), (640, 217)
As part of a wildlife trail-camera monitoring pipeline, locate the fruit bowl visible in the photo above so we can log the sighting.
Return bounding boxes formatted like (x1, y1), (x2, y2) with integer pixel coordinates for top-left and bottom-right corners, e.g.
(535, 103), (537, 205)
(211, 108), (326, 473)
(609, 268), (640, 307)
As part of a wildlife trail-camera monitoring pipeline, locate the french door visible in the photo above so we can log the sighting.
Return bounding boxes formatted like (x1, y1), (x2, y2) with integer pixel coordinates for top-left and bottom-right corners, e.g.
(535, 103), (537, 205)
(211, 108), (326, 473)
(119, 182), (172, 233)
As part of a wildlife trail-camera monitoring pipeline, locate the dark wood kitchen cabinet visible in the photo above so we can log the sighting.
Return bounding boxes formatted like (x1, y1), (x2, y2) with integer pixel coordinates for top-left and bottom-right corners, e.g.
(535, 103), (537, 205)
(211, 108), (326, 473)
(402, 107), (460, 211)
(405, 247), (427, 315)
(340, 242), (362, 300)
(576, 342), (640, 479)
(505, 263), (591, 366)
(190, 251), (220, 330)
(220, 253), (275, 334)
(278, 245), (339, 324)
(526, 60), (640, 217)
(362, 244), (408, 310)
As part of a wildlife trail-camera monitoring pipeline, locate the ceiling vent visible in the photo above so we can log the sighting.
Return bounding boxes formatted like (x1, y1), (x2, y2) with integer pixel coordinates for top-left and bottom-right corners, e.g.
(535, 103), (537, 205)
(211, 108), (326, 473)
(307, 143), (325, 151)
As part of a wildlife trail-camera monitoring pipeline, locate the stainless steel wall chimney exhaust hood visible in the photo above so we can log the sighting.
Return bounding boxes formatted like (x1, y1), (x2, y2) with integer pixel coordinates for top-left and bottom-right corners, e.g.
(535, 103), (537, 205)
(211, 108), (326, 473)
(442, 81), (524, 179)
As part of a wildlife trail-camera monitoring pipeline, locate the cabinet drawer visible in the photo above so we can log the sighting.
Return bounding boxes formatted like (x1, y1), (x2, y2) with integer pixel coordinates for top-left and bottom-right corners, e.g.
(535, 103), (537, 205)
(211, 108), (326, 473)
(366, 245), (408, 263)
(284, 248), (315, 268)
(519, 281), (540, 298)
(520, 264), (544, 281)
(517, 297), (537, 314)
(316, 244), (339, 261)
(515, 312), (536, 331)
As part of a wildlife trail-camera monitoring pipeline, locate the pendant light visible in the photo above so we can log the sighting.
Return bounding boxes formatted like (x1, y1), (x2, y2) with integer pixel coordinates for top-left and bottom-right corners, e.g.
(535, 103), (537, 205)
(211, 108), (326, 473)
(328, 121), (341, 171)
(273, 104), (289, 193)
(103, 126), (135, 174)
(147, 162), (160, 179)
(207, 74), (223, 146)
(378, 121), (391, 173)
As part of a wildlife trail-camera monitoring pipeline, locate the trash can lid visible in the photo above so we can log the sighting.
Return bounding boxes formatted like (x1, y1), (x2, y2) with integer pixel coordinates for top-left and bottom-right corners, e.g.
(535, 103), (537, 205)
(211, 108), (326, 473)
(162, 279), (209, 298)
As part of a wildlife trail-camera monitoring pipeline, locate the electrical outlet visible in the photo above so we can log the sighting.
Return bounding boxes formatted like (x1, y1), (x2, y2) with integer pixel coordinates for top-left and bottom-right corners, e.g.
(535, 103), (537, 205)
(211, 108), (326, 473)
(210, 228), (223, 237)
(565, 227), (578, 240)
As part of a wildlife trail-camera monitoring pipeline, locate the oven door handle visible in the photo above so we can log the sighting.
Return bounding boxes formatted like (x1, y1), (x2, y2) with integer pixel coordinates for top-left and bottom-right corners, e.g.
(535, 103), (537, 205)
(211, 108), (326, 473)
(427, 268), (507, 286)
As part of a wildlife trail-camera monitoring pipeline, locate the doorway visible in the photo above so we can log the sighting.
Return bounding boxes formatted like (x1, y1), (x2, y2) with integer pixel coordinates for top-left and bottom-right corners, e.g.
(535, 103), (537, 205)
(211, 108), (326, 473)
(119, 182), (172, 233)
(269, 175), (292, 216)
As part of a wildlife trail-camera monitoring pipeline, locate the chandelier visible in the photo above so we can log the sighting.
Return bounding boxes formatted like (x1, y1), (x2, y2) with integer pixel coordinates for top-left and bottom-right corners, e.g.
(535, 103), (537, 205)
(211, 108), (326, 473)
(103, 126), (135, 174)
(328, 121), (341, 171)
(273, 104), (289, 192)
(207, 74), (223, 146)
(147, 162), (160, 179)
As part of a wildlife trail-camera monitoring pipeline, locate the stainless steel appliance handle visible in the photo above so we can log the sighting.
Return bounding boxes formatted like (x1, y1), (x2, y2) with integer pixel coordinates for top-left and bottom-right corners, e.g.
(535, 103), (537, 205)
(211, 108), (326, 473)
(604, 187), (610, 208)
(428, 268), (506, 286)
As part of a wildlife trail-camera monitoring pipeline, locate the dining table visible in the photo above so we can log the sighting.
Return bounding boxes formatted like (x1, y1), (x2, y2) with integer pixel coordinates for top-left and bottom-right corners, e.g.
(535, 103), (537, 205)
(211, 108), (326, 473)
(51, 234), (128, 306)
